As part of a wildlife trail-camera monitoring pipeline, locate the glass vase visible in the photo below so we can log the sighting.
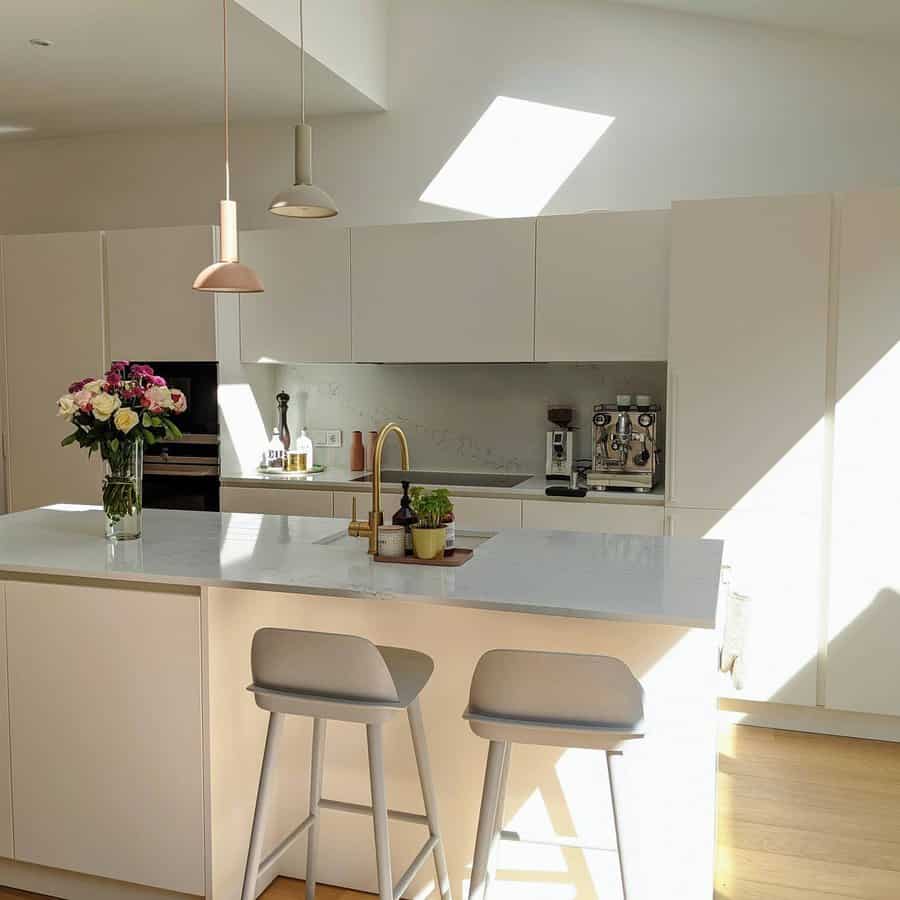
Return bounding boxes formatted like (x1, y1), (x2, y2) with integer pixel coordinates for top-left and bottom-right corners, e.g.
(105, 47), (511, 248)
(103, 441), (143, 541)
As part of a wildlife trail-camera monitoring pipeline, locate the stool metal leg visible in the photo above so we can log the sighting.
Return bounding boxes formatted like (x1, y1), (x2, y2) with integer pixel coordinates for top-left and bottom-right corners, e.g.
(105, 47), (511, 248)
(468, 740), (508, 900)
(407, 697), (452, 900)
(305, 718), (327, 900)
(607, 750), (635, 900)
(241, 711), (285, 900)
(366, 723), (393, 900)
(486, 742), (511, 892)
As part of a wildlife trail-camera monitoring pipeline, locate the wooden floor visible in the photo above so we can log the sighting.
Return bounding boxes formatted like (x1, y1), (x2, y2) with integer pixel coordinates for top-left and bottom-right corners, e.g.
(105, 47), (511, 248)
(0, 724), (897, 900)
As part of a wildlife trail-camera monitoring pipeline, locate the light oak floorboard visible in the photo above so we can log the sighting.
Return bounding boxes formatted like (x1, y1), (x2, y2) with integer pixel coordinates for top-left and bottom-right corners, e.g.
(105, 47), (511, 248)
(1, 726), (899, 900)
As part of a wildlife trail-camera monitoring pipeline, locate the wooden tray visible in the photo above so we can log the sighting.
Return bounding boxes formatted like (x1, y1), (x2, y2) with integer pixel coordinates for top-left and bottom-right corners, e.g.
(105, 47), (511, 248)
(374, 548), (474, 567)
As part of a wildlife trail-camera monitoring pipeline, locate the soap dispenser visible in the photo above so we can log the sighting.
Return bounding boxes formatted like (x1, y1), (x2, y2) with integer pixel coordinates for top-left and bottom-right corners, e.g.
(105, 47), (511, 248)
(296, 427), (314, 470)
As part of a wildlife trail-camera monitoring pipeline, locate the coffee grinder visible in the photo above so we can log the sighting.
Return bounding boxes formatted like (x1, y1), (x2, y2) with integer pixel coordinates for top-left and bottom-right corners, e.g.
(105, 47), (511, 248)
(545, 407), (575, 480)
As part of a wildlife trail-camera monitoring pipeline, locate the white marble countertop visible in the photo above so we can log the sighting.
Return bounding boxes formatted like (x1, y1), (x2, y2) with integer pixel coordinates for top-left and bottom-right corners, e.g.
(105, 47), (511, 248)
(0, 506), (722, 628)
(221, 467), (666, 506)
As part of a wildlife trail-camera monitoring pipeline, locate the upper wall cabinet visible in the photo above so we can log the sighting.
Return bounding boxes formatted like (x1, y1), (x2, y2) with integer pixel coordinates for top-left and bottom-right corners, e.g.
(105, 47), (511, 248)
(351, 218), (536, 362)
(2, 232), (105, 511)
(667, 194), (831, 514)
(239, 228), (351, 364)
(105, 226), (216, 362)
(827, 189), (900, 717)
(535, 210), (669, 361)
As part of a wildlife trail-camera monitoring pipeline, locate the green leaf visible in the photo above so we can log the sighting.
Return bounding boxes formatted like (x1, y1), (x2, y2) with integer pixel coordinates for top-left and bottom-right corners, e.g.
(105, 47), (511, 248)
(110, 438), (119, 452)
(142, 413), (151, 427)
(61, 433), (78, 447)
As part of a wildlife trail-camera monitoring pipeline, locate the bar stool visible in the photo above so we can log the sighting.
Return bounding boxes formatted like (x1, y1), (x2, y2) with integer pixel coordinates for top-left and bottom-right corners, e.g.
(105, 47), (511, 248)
(463, 649), (645, 900)
(241, 627), (452, 900)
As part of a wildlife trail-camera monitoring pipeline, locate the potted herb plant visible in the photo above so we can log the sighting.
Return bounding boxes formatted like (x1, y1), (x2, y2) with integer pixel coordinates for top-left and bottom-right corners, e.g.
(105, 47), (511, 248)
(409, 487), (452, 560)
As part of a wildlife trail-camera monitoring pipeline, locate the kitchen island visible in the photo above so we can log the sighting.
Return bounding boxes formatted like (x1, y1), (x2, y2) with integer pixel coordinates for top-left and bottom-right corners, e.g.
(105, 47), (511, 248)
(0, 507), (723, 900)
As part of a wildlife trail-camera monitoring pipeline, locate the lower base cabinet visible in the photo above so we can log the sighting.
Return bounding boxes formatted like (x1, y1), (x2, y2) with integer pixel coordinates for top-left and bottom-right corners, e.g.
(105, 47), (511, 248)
(220, 485), (334, 516)
(4, 580), (205, 894)
(523, 499), (665, 535)
(666, 506), (821, 706)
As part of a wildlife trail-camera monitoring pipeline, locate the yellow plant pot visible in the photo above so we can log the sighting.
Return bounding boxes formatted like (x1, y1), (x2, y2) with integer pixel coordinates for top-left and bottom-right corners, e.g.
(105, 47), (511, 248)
(411, 526), (446, 560)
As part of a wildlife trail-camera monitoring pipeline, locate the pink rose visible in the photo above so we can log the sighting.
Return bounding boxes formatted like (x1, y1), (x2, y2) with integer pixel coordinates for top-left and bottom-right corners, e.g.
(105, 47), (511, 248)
(73, 389), (93, 413)
(170, 390), (187, 414)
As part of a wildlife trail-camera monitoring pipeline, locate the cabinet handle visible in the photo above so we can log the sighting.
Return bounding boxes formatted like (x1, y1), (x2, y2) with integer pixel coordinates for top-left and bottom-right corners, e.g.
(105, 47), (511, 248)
(668, 369), (678, 505)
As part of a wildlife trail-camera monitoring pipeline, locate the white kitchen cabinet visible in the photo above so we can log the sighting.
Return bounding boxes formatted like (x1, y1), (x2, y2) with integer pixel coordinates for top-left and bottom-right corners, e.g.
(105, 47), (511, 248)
(105, 225), (216, 362)
(2, 232), (104, 511)
(0, 585), (13, 859)
(523, 499), (664, 536)
(535, 210), (669, 361)
(220, 484), (334, 516)
(667, 194), (831, 514)
(5, 580), (204, 894)
(666, 506), (820, 706)
(351, 218), (536, 362)
(239, 228), (351, 364)
(333, 490), (522, 531)
(827, 189), (900, 716)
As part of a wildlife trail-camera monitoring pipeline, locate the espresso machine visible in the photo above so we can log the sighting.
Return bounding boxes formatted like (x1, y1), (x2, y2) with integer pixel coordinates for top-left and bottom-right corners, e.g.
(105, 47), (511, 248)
(545, 407), (575, 480)
(588, 394), (660, 492)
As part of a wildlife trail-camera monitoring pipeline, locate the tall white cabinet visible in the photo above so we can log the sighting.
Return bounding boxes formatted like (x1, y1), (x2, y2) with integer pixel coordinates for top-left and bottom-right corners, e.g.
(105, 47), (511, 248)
(666, 194), (832, 706)
(351, 218), (536, 362)
(1, 232), (105, 512)
(827, 189), (900, 717)
(105, 225), (216, 362)
(239, 227), (351, 364)
(535, 210), (669, 361)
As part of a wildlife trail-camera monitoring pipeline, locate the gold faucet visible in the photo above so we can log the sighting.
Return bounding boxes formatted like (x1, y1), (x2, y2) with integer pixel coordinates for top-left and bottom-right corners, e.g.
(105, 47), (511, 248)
(347, 422), (410, 555)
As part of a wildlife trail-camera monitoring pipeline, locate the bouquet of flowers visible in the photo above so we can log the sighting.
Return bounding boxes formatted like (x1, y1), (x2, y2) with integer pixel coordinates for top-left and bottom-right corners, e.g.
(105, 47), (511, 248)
(57, 361), (187, 536)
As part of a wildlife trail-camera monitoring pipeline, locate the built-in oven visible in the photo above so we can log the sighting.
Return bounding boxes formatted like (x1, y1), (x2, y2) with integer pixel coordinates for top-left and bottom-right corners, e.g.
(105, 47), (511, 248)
(142, 362), (220, 512)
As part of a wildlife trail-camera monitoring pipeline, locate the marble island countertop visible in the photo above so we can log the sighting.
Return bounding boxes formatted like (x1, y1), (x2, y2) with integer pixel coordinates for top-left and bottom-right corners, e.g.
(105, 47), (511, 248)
(0, 506), (722, 628)
(221, 467), (667, 506)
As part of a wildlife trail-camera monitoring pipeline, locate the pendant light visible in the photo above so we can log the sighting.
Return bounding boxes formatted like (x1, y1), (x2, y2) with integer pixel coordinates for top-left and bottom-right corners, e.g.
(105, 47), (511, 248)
(268, 0), (338, 218)
(194, 0), (264, 293)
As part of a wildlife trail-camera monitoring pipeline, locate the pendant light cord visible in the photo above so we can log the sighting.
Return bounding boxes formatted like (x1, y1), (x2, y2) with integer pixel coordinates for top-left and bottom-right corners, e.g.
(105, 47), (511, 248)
(298, 0), (305, 125)
(223, 0), (231, 201)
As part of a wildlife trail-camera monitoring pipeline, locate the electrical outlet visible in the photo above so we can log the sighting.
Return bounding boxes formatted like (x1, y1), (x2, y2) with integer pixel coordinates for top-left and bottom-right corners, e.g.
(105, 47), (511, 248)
(309, 429), (342, 448)
(325, 429), (342, 448)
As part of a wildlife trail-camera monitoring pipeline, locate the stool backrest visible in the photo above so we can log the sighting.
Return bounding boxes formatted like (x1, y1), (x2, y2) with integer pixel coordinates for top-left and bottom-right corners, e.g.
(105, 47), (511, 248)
(469, 649), (643, 728)
(251, 628), (400, 704)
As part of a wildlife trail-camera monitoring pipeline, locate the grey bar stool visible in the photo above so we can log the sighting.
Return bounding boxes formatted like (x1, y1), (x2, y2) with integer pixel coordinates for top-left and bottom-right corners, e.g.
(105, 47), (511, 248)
(241, 627), (452, 900)
(463, 649), (645, 900)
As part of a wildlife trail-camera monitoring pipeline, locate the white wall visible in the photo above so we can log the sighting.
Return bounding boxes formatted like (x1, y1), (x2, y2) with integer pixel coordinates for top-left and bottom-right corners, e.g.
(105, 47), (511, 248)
(2, 0), (900, 234)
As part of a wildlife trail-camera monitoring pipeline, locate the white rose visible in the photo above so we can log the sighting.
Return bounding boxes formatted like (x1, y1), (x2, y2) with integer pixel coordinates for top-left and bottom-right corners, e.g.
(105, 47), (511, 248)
(57, 394), (77, 419)
(91, 392), (121, 422)
(113, 408), (139, 434)
(82, 379), (104, 395)
(146, 386), (173, 410)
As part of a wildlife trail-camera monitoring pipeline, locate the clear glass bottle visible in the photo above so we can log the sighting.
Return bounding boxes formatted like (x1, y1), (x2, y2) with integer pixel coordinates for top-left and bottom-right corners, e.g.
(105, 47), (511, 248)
(267, 427), (285, 468)
(296, 427), (314, 471)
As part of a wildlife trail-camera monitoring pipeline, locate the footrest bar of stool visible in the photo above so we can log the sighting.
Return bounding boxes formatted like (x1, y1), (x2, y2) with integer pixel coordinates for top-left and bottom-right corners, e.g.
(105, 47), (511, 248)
(259, 812), (317, 875)
(393, 834), (440, 900)
(500, 829), (613, 852)
(319, 797), (429, 827)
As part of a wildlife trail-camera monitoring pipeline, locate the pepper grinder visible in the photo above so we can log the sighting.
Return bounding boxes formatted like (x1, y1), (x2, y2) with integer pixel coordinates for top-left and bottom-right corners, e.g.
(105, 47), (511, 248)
(366, 430), (378, 471)
(350, 431), (365, 472)
(276, 391), (291, 452)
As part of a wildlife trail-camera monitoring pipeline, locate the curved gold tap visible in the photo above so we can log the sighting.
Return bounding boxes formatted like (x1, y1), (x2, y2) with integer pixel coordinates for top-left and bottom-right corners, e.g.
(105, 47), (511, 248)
(347, 422), (410, 555)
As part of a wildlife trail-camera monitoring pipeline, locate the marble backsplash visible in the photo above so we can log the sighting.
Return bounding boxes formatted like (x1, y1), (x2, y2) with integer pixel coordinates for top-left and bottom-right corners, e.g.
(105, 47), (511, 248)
(272, 362), (667, 475)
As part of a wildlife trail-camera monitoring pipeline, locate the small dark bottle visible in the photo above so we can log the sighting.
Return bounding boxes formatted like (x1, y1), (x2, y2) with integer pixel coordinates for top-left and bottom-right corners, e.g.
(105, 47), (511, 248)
(276, 390), (291, 452)
(392, 481), (418, 554)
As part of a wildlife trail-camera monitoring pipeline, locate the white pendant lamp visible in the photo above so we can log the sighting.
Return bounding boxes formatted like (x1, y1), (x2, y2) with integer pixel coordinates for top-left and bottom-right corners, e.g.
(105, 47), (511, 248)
(194, 0), (263, 293)
(269, 0), (338, 218)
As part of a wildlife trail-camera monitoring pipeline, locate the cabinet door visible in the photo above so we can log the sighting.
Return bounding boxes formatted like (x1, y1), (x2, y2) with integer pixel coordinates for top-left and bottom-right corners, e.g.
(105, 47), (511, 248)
(6, 580), (204, 894)
(220, 485), (333, 516)
(827, 189), (900, 716)
(667, 195), (831, 513)
(351, 218), (535, 362)
(106, 226), (216, 362)
(523, 500), (665, 536)
(0, 585), (13, 859)
(2, 233), (104, 511)
(535, 210), (669, 361)
(239, 228), (351, 363)
(667, 506), (819, 706)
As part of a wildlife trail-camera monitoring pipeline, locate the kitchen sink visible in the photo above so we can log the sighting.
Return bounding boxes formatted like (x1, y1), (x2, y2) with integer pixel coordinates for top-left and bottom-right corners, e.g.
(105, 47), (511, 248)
(351, 470), (531, 489)
(316, 529), (495, 551)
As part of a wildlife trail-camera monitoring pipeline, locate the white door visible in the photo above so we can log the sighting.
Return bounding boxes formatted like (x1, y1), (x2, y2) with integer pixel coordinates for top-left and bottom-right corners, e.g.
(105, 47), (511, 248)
(2, 233), (105, 511)
(239, 228), (351, 364)
(6, 580), (205, 894)
(535, 210), (669, 361)
(667, 194), (831, 514)
(667, 506), (820, 706)
(827, 189), (900, 716)
(106, 226), (216, 362)
(351, 218), (536, 362)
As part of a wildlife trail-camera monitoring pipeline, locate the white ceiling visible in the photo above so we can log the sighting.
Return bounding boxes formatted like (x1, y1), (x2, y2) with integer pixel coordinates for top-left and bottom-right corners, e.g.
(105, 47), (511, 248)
(614, 0), (900, 43)
(0, 0), (380, 141)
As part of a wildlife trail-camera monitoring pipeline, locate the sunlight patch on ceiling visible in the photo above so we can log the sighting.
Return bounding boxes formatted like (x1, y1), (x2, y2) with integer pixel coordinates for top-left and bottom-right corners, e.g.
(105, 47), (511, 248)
(420, 96), (614, 218)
